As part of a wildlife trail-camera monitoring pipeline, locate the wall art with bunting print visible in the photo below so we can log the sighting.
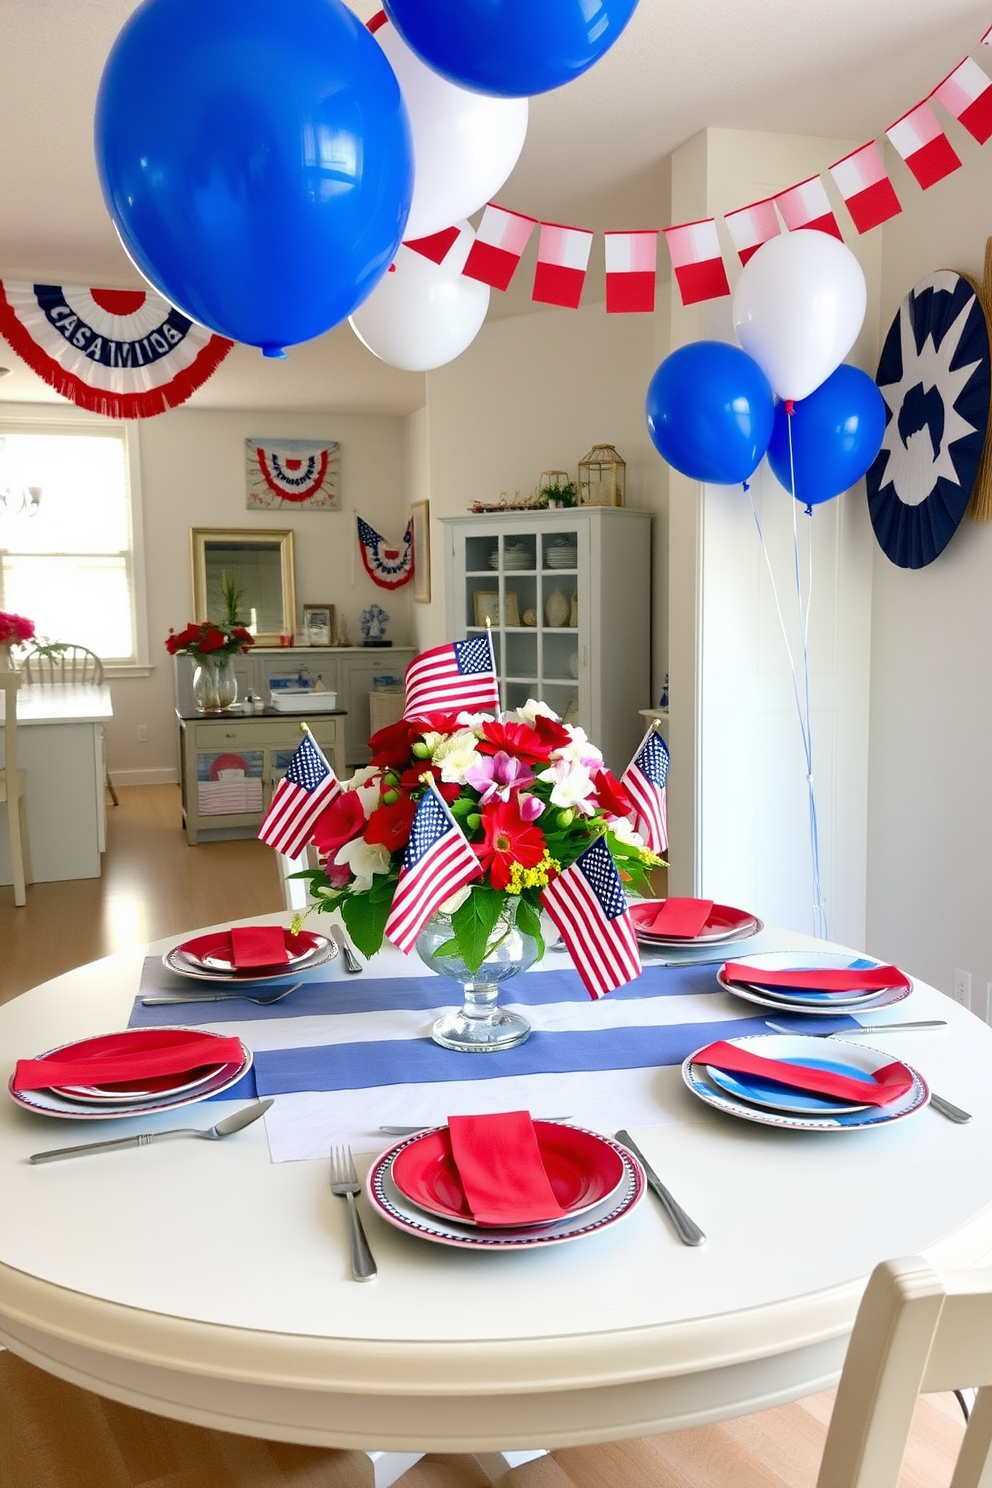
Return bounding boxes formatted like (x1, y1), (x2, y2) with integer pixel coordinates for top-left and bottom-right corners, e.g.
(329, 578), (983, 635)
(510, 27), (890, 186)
(245, 438), (341, 511)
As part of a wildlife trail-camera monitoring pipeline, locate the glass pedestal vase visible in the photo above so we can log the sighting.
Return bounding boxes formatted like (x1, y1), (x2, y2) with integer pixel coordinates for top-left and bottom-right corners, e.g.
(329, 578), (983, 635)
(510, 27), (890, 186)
(416, 901), (540, 1053)
(192, 654), (238, 713)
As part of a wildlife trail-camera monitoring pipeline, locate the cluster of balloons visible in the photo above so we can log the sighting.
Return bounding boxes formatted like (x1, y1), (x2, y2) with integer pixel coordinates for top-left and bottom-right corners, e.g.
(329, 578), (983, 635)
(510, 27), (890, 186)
(645, 231), (886, 506)
(95, 0), (640, 365)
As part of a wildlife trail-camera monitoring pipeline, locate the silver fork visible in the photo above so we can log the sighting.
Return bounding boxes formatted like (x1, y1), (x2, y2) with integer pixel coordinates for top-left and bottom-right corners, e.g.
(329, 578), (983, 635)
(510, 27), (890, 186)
(330, 1145), (377, 1281)
(142, 981), (303, 1006)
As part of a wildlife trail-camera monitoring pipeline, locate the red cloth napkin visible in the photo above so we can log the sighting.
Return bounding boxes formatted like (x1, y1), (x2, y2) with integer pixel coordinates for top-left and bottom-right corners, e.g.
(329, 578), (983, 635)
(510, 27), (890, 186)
(646, 898), (714, 938)
(447, 1112), (569, 1227)
(13, 1031), (245, 1092)
(723, 961), (907, 993)
(694, 1040), (914, 1107)
(229, 926), (290, 968)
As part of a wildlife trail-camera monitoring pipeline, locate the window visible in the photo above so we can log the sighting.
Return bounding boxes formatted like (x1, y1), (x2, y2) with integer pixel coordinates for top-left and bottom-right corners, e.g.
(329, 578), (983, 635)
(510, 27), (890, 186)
(0, 423), (146, 667)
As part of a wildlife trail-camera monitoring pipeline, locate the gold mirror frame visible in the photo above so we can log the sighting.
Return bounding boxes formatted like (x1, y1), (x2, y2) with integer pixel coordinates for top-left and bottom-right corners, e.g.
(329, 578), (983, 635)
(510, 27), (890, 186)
(190, 528), (297, 648)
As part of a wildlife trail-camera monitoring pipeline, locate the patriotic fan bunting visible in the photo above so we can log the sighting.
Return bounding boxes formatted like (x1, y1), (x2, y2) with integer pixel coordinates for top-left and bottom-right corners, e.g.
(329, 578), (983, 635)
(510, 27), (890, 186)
(0, 282), (232, 419)
(384, 784), (483, 954)
(532, 223), (594, 309)
(724, 198), (781, 265)
(404, 634), (500, 719)
(247, 439), (340, 509)
(886, 101), (962, 189)
(621, 724), (670, 856)
(663, 220), (730, 306)
(932, 57), (992, 145)
(830, 143), (903, 234)
(462, 205), (536, 291)
(357, 516), (414, 589)
(774, 177), (843, 240)
(604, 231), (658, 312)
(541, 835), (641, 1000)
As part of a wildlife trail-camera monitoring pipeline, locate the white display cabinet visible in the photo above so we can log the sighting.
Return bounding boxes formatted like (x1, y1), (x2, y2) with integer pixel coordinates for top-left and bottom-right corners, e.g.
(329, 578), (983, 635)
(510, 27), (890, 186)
(441, 508), (651, 772)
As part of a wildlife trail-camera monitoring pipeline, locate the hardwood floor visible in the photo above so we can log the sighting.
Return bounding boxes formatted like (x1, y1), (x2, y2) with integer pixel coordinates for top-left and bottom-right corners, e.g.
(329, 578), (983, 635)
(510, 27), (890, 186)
(0, 788), (968, 1487)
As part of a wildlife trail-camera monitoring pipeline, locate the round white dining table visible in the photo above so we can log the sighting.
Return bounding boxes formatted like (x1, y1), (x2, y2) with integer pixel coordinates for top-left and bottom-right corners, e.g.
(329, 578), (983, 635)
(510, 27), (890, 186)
(1, 913), (991, 1455)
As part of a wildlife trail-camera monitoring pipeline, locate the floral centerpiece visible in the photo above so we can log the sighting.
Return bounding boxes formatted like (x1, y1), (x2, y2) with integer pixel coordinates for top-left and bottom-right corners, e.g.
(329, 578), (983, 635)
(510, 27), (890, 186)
(0, 611), (35, 669)
(165, 620), (254, 713)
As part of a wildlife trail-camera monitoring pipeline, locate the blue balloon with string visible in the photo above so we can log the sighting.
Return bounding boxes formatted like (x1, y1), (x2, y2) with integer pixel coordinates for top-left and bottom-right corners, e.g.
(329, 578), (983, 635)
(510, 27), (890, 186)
(768, 364), (886, 506)
(645, 341), (775, 485)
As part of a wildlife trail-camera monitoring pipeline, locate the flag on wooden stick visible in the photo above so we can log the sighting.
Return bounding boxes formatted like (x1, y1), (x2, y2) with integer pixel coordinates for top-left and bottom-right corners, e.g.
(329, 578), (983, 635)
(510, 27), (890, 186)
(620, 724), (670, 855)
(541, 835), (641, 1000)
(385, 784), (482, 953)
(257, 731), (341, 857)
(404, 634), (500, 719)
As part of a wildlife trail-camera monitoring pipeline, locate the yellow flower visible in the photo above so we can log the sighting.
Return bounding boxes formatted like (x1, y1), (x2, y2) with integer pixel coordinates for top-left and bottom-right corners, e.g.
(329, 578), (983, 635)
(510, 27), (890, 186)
(507, 851), (558, 894)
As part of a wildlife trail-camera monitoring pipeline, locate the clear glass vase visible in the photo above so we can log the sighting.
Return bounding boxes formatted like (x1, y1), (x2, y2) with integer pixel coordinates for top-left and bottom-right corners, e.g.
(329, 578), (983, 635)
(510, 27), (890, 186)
(416, 898), (540, 1052)
(192, 653), (238, 713)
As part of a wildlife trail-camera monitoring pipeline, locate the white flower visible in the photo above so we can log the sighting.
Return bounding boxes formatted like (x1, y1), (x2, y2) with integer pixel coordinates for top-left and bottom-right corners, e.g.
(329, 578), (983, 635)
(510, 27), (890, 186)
(439, 885), (472, 915)
(515, 698), (559, 727)
(340, 765), (381, 819)
(430, 729), (481, 784)
(456, 709), (495, 733)
(610, 817), (645, 848)
(538, 758), (597, 814)
(552, 725), (603, 768)
(334, 837), (392, 893)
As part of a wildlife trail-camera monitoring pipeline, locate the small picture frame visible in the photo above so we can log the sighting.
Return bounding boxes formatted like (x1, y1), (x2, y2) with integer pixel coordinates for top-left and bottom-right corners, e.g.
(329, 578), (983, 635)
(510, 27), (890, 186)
(302, 603), (335, 646)
(473, 590), (501, 627)
(504, 590), (521, 627)
(411, 499), (431, 604)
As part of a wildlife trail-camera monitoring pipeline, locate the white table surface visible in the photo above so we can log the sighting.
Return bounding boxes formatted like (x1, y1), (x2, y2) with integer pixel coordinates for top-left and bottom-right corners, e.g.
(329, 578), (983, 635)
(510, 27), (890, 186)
(1, 913), (991, 1452)
(1, 683), (113, 724)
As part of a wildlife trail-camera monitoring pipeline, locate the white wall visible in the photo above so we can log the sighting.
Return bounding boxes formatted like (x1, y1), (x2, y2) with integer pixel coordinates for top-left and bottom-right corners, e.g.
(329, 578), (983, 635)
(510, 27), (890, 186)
(867, 128), (992, 1000)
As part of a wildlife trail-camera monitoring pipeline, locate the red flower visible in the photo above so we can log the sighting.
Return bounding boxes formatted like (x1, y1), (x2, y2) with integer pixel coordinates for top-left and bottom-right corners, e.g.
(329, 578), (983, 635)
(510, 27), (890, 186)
(477, 719), (553, 764)
(531, 713), (573, 753)
(368, 718), (422, 769)
(0, 611), (36, 646)
(311, 790), (366, 859)
(474, 798), (546, 891)
(412, 712), (466, 734)
(397, 764), (460, 803)
(593, 769), (633, 819)
(365, 794), (417, 853)
(198, 626), (226, 653)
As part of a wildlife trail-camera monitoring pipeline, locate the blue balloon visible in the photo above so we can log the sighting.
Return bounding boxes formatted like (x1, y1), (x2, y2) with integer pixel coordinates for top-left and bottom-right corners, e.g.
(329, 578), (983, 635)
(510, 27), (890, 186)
(767, 364), (886, 505)
(95, 0), (413, 355)
(383, 0), (640, 98)
(645, 342), (775, 485)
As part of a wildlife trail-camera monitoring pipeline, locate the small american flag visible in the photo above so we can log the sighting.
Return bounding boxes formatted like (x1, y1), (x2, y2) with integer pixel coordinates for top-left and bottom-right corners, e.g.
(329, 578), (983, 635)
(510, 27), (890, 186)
(385, 784), (482, 953)
(257, 732), (341, 857)
(404, 634), (500, 719)
(621, 725), (670, 855)
(541, 835), (641, 1000)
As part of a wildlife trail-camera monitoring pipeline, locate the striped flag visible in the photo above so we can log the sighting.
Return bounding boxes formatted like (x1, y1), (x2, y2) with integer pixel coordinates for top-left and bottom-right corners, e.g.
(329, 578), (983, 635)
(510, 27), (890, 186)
(932, 57), (992, 145)
(663, 219), (730, 307)
(724, 197), (780, 265)
(385, 785), (482, 954)
(532, 222), (594, 308)
(541, 835), (641, 1000)
(404, 634), (500, 719)
(620, 724), (670, 855)
(604, 230), (658, 312)
(886, 101), (961, 190)
(775, 176), (843, 240)
(257, 732), (341, 857)
(462, 204), (537, 291)
(830, 142), (902, 234)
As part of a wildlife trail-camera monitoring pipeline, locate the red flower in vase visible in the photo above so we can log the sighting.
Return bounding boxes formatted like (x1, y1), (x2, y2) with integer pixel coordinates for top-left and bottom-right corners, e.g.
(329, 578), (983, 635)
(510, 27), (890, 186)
(474, 798), (546, 891)
(477, 719), (553, 764)
(365, 794), (417, 853)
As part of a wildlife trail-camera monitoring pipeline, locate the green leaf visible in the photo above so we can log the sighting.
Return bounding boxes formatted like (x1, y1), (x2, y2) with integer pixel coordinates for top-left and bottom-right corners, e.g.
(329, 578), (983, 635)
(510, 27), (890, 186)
(513, 895), (545, 963)
(341, 887), (394, 959)
(450, 884), (507, 973)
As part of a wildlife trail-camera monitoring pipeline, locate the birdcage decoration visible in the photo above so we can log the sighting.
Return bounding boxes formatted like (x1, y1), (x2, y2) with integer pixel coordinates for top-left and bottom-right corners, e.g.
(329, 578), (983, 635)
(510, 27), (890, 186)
(577, 444), (625, 507)
(537, 469), (576, 508)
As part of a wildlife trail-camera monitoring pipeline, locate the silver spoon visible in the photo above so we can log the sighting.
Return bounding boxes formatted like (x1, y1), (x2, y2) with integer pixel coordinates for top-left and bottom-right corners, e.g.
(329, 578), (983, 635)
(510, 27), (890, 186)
(142, 981), (303, 1007)
(29, 1099), (274, 1163)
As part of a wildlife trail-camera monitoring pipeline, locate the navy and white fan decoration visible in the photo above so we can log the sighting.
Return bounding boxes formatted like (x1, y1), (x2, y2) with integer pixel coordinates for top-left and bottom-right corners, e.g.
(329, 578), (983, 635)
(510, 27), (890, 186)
(357, 515), (414, 589)
(0, 282), (232, 419)
(246, 438), (341, 510)
(866, 269), (991, 568)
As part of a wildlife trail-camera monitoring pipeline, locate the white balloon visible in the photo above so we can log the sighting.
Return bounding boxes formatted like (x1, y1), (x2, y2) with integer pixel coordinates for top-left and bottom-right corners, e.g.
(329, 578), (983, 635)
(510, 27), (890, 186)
(732, 230), (867, 403)
(349, 221), (490, 372)
(372, 15), (528, 242)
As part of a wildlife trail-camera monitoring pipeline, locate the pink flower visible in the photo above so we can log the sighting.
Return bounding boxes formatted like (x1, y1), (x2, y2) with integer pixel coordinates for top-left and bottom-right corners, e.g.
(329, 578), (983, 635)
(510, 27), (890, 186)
(465, 749), (535, 804)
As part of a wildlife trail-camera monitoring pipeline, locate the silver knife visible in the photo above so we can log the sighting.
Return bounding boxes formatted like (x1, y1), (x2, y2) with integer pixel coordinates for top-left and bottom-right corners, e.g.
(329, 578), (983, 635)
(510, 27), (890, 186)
(333, 927), (363, 973)
(615, 1129), (706, 1246)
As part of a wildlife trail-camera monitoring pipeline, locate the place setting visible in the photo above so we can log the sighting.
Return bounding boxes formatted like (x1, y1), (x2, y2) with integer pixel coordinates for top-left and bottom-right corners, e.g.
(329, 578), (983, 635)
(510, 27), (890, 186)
(629, 897), (764, 959)
(162, 924), (336, 984)
(716, 950), (913, 1016)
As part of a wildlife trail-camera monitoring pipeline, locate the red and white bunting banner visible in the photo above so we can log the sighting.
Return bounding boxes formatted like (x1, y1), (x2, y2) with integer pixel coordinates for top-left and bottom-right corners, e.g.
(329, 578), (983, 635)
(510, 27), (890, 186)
(532, 222), (594, 308)
(663, 219), (730, 307)
(0, 281), (232, 419)
(932, 56), (992, 145)
(462, 204), (536, 291)
(886, 100), (961, 189)
(774, 176), (843, 239)
(403, 226), (461, 265)
(604, 230), (658, 312)
(983, 23), (992, 45)
(724, 197), (780, 264)
(830, 142), (902, 233)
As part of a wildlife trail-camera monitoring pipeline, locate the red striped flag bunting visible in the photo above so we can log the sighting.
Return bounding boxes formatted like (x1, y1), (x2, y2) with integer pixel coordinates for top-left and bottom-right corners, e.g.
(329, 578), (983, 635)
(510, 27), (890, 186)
(886, 101), (961, 189)
(620, 724), (670, 856)
(774, 177), (843, 239)
(541, 835), (641, 1000)
(462, 204), (537, 291)
(384, 784), (483, 954)
(404, 634), (500, 719)
(932, 56), (992, 145)
(404, 226), (461, 265)
(830, 142), (903, 234)
(604, 230), (658, 312)
(532, 222), (594, 308)
(663, 219), (730, 307)
(257, 732), (342, 857)
(724, 197), (781, 265)
(983, 24), (992, 46)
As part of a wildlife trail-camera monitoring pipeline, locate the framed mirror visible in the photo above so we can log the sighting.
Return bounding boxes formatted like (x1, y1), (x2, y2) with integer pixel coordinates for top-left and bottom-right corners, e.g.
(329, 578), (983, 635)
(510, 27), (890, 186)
(190, 528), (296, 648)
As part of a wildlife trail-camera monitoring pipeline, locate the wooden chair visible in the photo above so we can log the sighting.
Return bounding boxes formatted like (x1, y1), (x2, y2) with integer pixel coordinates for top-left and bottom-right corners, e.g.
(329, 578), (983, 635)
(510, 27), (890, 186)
(22, 645), (118, 806)
(817, 1254), (992, 1488)
(0, 667), (32, 905)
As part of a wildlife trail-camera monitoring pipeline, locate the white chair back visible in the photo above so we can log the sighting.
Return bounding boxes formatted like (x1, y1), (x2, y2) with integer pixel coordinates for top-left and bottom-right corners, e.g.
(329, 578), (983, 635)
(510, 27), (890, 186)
(23, 644), (104, 686)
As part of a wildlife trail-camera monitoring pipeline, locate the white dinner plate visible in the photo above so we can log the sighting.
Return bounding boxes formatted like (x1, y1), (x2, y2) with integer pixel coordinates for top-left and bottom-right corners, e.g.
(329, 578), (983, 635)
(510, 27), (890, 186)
(718, 951), (913, 1015)
(683, 1034), (928, 1131)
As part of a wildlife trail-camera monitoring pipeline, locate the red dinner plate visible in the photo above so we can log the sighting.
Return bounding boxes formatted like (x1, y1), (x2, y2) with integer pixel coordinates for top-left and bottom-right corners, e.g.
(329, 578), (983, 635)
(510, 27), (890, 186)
(630, 900), (757, 943)
(29, 1028), (230, 1099)
(390, 1121), (626, 1227)
(177, 928), (326, 974)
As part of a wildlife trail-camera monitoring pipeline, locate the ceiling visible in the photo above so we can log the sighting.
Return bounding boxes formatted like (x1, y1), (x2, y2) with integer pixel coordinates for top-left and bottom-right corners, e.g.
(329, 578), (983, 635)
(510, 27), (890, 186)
(0, 0), (988, 415)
